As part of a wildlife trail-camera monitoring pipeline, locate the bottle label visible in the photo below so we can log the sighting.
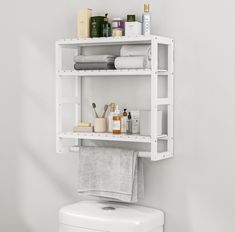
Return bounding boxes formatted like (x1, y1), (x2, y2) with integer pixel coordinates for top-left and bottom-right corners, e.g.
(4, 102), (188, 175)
(112, 120), (121, 130)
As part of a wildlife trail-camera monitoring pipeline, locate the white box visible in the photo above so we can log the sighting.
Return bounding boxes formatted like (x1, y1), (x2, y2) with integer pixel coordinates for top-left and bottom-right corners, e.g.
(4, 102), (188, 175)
(131, 110), (140, 134)
(140, 110), (163, 136)
(125, 22), (142, 36)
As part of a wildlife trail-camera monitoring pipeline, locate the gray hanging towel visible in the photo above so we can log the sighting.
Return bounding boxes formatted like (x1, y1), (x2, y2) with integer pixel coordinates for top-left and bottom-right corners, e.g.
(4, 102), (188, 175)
(77, 146), (144, 203)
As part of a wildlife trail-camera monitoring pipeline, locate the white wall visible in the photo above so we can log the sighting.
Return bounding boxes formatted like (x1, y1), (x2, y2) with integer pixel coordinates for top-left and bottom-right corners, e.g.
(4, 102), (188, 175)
(0, 0), (235, 232)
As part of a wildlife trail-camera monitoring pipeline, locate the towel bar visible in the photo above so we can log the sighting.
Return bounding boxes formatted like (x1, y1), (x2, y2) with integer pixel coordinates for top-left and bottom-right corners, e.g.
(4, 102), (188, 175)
(70, 146), (151, 158)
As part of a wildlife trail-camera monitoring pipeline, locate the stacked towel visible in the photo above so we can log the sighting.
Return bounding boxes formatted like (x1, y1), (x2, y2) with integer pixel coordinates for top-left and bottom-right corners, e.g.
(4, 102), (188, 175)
(120, 45), (151, 61)
(77, 147), (144, 203)
(115, 56), (150, 69)
(74, 55), (115, 70)
(115, 45), (152, 69)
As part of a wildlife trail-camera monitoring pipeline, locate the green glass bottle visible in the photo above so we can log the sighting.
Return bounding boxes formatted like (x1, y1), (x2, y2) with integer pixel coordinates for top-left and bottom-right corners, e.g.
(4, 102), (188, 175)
(102, 13), (111, 37)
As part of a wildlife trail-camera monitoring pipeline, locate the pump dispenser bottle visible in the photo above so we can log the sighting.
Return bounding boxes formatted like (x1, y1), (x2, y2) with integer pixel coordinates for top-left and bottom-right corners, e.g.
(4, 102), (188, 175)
(112, 105), (121, 134)
(108, 103), (116, 132)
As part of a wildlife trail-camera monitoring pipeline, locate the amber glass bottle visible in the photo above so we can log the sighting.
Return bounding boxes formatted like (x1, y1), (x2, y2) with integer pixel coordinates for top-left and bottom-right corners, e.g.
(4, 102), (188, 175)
(112, 105), (121, 134)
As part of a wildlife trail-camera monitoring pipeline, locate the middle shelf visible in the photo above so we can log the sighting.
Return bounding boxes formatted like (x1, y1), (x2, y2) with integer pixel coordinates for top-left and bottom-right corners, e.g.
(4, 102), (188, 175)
(57, 69), (169, 77)
(59, 132), (168, 143)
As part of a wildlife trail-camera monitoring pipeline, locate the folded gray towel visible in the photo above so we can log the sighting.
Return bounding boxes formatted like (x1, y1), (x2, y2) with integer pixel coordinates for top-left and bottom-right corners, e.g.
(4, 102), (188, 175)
(77, 147), (144, 203)
(74, 55), (116, 63)
(74, 62), (115, 70)
(114, 56), (151, 69)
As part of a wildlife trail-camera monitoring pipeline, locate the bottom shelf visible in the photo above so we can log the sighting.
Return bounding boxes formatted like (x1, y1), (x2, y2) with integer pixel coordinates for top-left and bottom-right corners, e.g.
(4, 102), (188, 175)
(58, 132), (172, 161)
(59, 132), (167, 143)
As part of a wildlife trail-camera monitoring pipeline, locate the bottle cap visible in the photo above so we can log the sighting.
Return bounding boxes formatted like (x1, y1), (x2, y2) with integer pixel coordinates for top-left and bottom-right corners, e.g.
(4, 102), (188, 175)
(144, 4), (150, 12)
(128, 112), (132, 119)
(127, 15), (136, 22)
(110, 103), (116, 112)
(104, 13), (109, 22)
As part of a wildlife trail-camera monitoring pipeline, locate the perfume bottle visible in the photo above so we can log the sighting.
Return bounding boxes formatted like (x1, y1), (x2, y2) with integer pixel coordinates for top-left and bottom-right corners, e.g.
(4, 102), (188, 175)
(142, 3), (151, 35)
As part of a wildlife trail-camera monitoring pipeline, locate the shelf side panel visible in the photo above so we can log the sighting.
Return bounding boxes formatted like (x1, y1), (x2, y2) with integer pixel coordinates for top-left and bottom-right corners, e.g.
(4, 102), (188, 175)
(167, 40), (174, 158)
(56, 44), (63, 153)
(150, 36), (159, 160)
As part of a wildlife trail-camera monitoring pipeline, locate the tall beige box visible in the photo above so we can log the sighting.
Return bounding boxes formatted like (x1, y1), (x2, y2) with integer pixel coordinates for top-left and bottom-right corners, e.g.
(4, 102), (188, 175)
(77, 8), (92, 38)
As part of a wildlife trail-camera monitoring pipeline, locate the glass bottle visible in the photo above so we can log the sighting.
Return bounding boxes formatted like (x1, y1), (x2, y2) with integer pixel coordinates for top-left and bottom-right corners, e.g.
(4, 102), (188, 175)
(102, 13), (111, 37)
(127, 112), (132, 135)
(112, 105), (121, 134)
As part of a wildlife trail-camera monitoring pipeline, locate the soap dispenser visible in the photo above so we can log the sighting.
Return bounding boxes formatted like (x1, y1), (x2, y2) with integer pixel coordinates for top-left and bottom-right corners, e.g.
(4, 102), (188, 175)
(112, 105), (121, 134)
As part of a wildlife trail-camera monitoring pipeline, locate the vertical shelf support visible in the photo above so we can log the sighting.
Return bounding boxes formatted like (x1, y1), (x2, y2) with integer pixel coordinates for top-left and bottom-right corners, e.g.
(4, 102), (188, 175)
(151, 37), (174, 161)
(151, 36), (159, 161)
(167, 40), (174, 157)
(56, 43), (63, 153)
(74, 47), (82, 147)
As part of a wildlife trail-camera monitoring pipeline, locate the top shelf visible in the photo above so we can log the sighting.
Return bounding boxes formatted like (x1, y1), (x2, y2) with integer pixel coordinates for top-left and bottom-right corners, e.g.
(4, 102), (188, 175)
(56, 35), (173, 47)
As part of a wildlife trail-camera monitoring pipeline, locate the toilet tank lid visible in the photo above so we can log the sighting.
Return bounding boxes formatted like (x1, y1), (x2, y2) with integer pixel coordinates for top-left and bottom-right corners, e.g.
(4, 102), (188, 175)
(59, 201), (164, 232)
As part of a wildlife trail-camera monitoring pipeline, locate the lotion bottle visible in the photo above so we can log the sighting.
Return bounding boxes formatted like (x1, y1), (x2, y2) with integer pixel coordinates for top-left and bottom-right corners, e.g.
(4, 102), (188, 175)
(142, 3), (151, 36)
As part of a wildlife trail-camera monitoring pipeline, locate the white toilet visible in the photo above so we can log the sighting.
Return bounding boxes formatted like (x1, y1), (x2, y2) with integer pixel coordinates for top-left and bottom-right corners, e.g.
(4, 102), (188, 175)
(59, 201), (164, 232)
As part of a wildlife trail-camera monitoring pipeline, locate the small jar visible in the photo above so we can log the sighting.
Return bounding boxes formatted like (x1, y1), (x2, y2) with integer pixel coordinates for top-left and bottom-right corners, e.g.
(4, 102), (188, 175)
(112, 28), (123, 37)
(111, 18), (124, 36)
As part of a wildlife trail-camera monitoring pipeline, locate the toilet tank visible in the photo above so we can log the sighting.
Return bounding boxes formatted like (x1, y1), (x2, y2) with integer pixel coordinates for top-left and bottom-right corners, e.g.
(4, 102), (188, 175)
(59, 201), (164, 232)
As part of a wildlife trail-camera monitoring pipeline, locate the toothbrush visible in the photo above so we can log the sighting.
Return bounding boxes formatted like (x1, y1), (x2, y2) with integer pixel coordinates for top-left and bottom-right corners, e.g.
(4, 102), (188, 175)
(101, 104), (109, 118)
(92, 103), (99, 118)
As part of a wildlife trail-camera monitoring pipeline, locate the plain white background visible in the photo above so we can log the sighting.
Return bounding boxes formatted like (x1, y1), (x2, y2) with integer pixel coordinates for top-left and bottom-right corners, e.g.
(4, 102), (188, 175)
(1, 0), (235, 231)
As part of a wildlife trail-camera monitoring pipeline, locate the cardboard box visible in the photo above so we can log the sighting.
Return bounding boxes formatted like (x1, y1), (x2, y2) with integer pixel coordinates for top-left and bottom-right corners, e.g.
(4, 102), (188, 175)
(77, 8), (92, 38)
(73, 126), (94, 133)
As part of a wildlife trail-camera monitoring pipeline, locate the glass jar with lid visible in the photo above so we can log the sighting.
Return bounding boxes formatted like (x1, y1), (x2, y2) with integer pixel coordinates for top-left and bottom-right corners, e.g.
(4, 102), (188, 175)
(111, 18), (125, 36)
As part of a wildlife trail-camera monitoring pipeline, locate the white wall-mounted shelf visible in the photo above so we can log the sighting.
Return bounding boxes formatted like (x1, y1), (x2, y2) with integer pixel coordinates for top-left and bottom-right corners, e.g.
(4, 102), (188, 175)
(56, 35), (174, 161)
(56, 35), (172, 47)
(57, 69), (168, 77)
(59, 132), (168, 143)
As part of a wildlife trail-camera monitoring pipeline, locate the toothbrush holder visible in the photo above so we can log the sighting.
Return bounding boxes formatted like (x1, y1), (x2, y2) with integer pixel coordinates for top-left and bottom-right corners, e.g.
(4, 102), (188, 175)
(94, 118), (107, 133)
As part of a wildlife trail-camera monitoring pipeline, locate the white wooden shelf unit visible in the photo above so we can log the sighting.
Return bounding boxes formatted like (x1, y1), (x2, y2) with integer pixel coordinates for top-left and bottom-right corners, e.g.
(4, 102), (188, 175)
(56, 35), (174, 161)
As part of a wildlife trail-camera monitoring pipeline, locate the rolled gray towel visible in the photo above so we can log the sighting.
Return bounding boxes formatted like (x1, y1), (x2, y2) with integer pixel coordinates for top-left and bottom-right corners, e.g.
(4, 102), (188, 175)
(114, 56), (151, 69)
(74, 55), (115, 63)
(74, 62), (115, 70)
(120, 45), (151, 60)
